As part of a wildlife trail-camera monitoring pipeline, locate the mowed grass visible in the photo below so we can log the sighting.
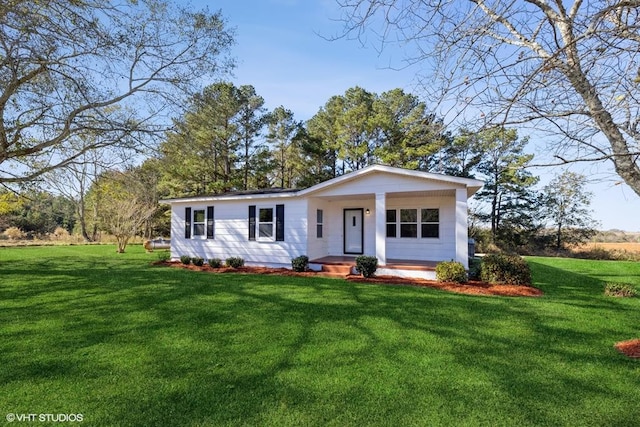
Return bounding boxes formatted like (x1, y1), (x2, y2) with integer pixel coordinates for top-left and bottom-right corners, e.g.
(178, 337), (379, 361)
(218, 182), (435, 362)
(1, 247), (639, 426)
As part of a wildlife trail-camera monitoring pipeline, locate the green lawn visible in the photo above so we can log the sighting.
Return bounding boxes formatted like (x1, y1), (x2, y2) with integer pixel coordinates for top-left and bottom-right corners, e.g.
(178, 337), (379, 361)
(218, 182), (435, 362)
(1, 246), (639, 426)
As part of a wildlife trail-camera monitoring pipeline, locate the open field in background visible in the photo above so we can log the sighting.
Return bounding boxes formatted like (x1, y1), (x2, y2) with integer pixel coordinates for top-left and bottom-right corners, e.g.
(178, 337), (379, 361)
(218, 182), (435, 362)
(1, 245), (639, 426)
(568, 241), (640, 261)
(576, 242), (640, 253)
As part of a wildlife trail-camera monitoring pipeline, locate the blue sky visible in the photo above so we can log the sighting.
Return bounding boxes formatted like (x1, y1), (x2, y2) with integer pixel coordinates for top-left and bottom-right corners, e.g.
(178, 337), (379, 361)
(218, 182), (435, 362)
(196, 0), (640, 231)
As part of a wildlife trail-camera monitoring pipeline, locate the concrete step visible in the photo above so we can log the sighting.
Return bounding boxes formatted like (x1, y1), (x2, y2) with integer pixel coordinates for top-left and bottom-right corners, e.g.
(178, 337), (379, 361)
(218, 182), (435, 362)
(321, 264), (353, 276)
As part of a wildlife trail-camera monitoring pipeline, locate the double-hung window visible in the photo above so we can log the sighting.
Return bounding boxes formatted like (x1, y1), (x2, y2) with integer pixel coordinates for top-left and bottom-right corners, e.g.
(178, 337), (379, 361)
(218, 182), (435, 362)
(400, 209), (418, 238)
(249, 204), (285, 242)
(193, 209), (206, 237)
(258, 207), (274, 241)
(316, 209), (324, 238)
(184, 206), (214, 239)
(386, 209), (397, 238)
(421, 208), (439, 238)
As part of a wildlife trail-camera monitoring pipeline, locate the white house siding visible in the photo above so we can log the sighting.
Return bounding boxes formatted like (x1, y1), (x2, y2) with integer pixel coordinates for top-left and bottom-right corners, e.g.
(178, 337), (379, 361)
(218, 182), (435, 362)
(170, 198), (308, 267)
(306, 197), (329, 260)
(385, 195), (456, 262)
(321, 199), (375, 256)
(307, 171), (461, 198)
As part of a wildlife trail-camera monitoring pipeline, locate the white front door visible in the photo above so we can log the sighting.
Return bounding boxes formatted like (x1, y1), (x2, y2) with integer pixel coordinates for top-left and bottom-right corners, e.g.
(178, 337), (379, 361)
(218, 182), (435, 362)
(344, 209), (364, 254)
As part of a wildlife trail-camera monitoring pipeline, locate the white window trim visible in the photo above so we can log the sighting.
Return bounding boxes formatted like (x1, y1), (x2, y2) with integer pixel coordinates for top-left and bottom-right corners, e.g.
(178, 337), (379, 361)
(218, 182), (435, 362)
(316, 209), (324, 239)
(387, 207), (441, 240)
(400, 208), (418, 238)
(421, 208), (440, 239)
(257, 205), (275, 242)
(386, 209), (397, 238)
(192, 208), (206, 239)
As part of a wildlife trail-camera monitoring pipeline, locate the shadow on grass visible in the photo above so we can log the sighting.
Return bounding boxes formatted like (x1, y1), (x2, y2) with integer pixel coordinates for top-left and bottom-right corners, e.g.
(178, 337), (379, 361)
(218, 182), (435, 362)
(1, 252), (640, 425)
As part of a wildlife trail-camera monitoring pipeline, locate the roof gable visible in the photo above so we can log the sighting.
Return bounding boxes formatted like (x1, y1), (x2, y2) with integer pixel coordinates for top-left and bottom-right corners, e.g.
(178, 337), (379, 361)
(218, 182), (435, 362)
(299, 164), (483, 198)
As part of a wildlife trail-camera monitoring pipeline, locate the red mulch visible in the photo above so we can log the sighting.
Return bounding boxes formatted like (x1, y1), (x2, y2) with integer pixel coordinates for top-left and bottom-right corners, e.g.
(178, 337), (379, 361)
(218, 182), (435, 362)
(154, 261), (543, 297)
(614, 339), (640, 359)
(346, 275), (543, 297)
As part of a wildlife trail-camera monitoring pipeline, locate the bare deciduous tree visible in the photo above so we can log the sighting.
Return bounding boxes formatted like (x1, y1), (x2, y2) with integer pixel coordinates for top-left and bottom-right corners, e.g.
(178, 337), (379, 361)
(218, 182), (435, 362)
(46, 141), (128, 242)
(94, 170), (156, 253)
(1, 0), (234, 184)
(336, 0), (640, 196)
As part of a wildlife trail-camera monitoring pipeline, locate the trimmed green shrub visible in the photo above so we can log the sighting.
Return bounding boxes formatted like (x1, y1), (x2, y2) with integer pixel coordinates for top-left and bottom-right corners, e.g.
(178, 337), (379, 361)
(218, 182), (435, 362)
(208, 258), (222, 268)
(291, 255), (309, 272)
(436, 261), (468, 283)
(192, 257), (204, 267)
(604, 282), (637, 297)
(225, 256), (245, 268)
(179, 255), (192, 265)
(156, 251), (171, 262)
(355, 256), (378, 278)
(480, 254), (531, 285)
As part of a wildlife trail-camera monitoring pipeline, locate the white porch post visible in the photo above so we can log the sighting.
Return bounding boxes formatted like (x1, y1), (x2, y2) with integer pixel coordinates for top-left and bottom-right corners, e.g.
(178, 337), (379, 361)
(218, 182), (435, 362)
(455, 188), (469, 268)
(375, 192), (386, 266)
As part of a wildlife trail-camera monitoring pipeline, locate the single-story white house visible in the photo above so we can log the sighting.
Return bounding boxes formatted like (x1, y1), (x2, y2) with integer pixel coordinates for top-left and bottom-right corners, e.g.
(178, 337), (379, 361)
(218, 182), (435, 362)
(161, 164), (483, 279)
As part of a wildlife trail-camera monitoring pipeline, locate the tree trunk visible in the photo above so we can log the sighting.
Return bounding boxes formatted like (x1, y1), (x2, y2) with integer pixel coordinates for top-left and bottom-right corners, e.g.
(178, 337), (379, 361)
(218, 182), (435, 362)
(556, 22), (640, 197)
(116, 235), (129, 253)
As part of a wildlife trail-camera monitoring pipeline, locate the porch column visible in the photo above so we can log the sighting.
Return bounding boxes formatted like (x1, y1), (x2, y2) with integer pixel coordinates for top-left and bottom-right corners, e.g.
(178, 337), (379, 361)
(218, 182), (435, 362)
(455, 188), (469, 268)
(375, 192), (386, 265)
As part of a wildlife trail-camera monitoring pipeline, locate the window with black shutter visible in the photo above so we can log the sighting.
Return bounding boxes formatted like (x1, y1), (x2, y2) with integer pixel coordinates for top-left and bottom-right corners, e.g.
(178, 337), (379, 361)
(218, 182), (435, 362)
(275, 204), (285, 241)
(185, 206), (215, 239)
(250, 204), (285, 242)
(185, 207), (192, 239)
(248, 205), (256, 240)
(206, 206), (215, 239)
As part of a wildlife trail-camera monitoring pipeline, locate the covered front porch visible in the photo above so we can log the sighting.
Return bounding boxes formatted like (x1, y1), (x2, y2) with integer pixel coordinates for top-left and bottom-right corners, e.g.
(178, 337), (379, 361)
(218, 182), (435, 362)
(306, 188), (471, 270)
(298, 166), (482, 278)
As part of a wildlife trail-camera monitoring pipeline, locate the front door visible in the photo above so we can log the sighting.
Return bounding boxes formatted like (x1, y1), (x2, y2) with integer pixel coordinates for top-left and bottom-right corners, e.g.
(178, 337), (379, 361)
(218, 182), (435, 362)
(343, 208), (364, 254)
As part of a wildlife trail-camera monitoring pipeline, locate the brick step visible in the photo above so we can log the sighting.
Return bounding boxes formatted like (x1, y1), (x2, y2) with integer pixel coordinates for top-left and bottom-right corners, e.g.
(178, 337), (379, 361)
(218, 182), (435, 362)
(320, 264), (353, 275)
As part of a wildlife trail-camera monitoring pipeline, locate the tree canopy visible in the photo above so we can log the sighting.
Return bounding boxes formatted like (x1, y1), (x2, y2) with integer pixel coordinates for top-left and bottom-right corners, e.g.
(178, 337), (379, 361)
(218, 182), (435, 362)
(471, 128), (540, 244)
(306, 86), (449, 175)
(337, 0), (640, 196)
(157, 82), (270, 197)
(542, 171), (598, 250)
(0, 0), (234, 184)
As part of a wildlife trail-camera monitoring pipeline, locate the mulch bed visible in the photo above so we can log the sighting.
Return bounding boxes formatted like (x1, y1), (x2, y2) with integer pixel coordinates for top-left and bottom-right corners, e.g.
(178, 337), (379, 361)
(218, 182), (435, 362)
(155, 261), (543, 297)
(614, 339), (640, 359)
(346, 275), (543, 297)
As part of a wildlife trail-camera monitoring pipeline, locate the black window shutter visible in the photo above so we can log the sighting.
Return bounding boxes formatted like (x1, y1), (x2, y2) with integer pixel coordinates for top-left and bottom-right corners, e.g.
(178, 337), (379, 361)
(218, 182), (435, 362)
(206, 206), (214, 239)
(275, 204), (285, 241)
(248, 205), (256, 241)
(185, 207), (191, 239)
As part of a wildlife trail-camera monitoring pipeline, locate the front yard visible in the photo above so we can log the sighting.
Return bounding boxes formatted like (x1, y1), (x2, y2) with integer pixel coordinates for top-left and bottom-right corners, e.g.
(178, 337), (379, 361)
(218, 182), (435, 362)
(0, 246), (639, 426)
